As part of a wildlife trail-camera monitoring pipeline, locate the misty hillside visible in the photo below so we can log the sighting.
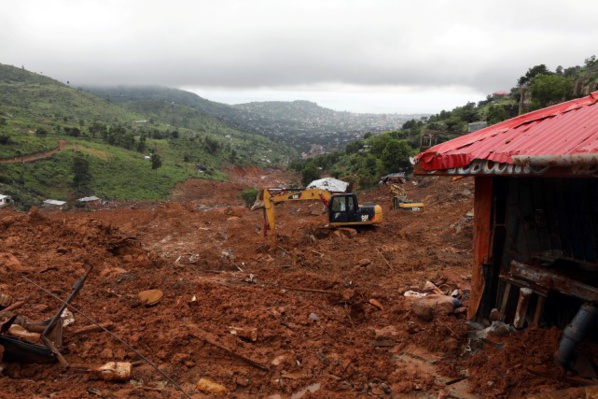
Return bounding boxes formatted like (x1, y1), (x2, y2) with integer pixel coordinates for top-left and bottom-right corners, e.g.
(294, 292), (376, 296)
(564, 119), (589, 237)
(0, 63), (294, 206)
(84, 86), (423, 154)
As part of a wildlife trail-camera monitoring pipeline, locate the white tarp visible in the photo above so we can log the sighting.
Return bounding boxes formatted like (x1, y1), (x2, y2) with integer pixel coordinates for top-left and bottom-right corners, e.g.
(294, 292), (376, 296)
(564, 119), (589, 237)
(77, 196), (101, 202)
(43, 199), (67, 206)
(306, 177), (349, 192)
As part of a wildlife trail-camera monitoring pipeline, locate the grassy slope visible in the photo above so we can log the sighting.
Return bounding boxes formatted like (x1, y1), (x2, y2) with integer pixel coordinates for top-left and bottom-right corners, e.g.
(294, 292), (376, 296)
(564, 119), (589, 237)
(0, 64), (286, 207)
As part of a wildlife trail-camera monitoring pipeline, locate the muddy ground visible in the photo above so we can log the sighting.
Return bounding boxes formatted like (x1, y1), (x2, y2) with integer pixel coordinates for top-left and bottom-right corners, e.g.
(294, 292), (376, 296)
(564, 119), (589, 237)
(0, 167), (590, 398)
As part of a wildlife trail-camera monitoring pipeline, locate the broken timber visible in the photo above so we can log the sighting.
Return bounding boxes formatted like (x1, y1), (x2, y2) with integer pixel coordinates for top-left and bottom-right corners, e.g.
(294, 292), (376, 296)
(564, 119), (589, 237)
(193, 328), (270, 371)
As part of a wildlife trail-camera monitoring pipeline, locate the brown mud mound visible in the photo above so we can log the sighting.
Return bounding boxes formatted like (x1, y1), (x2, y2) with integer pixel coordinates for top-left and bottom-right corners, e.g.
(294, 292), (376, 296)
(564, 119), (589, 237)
(0, 170), (586, 398)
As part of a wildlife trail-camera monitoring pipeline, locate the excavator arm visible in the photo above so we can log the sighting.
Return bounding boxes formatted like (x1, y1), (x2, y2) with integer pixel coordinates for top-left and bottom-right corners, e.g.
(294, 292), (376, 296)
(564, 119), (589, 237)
(262, 188), (332, 236)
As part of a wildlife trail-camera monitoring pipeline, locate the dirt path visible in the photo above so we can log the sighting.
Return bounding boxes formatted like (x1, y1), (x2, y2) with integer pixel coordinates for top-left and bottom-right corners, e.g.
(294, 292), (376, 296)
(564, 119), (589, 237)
(0, 140), (67, 163)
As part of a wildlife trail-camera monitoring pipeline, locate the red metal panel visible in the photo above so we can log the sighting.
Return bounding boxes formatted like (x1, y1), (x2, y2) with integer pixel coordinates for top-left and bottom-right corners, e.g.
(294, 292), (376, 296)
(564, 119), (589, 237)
(416, 92), (598, 171)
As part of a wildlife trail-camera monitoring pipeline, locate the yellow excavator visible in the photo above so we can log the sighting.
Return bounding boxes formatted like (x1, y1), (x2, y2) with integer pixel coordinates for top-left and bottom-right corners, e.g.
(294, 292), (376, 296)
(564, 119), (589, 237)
(254, 188), (383, 238)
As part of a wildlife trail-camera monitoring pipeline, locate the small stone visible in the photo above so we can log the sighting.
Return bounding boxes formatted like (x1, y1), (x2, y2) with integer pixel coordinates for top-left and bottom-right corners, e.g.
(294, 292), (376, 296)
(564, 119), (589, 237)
(271, 355), (286, 367)
(489, 308), (502, 321)
(236, 377), (250, 387)
(196, 378), (228, 396)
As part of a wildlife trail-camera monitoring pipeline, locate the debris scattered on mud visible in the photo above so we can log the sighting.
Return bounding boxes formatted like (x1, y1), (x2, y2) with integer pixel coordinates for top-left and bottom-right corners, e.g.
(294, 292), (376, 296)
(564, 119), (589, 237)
(0, 168), (591, 398)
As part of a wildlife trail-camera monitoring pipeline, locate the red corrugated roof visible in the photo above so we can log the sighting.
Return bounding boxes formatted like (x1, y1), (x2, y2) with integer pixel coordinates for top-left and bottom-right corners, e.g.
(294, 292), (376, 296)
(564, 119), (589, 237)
(415, 91), (598, 171)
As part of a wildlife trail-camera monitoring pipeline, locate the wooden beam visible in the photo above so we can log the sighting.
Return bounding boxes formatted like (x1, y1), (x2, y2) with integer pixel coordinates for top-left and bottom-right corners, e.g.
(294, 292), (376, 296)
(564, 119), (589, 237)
(469, 176), (493, 320)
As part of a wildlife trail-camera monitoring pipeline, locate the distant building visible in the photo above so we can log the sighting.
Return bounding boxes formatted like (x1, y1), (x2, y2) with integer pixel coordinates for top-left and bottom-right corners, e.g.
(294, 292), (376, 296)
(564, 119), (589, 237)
(468, 121), (488, 133)
(0, 194), (14, 208)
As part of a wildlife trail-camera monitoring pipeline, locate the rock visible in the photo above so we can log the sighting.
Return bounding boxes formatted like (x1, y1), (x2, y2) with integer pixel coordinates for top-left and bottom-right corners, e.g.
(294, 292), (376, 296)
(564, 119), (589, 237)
(95, 362), (131, 382)
(488, 321), (514, 337)
(100, 347), (114, 359)
(422, 281), (443, 294)
(340, 289), (355, 301)
(236, 377), (250, 387)
(410, 295), (459, 322)
(229, 326), (258, 342)
(0, 293), (13, 308)
(357, 259), (372, 267)
(196, 378), (228, 396)
(373, 325), (400, 340)
(138, 289), (163, 306)
(489, 308), (502, 321)
(271, 355), (287, 367)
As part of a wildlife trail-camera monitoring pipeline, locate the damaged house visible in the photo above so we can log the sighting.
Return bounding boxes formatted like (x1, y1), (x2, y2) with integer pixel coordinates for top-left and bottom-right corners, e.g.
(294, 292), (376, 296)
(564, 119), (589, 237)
(414, 92), (598, 372)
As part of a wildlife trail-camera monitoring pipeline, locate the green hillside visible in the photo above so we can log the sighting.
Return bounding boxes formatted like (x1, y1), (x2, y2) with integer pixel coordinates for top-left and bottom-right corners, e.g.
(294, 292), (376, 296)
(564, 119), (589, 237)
(83, 86), (421, 153)
(0, 63), (292, 208)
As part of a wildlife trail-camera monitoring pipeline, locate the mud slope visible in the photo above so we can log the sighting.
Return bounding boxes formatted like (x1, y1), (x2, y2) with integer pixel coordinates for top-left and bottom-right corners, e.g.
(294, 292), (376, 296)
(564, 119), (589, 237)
(0, 169), (583, 398)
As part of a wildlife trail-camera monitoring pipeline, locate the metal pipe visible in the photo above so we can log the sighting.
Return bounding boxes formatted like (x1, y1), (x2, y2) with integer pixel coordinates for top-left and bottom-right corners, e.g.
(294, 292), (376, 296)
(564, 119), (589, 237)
(555, 303), (598, 369)
(512, 154), (598, 167)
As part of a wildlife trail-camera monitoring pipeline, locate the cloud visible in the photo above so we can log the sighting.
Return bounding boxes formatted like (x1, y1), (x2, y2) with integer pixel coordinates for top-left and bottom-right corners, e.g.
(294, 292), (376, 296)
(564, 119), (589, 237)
(2, 0), (597, 113)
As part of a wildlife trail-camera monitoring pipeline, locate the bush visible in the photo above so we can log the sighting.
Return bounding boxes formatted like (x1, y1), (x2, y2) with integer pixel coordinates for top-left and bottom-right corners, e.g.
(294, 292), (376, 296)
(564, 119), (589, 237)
(240, 188), (259, 208)
(0, 134), (11, 145)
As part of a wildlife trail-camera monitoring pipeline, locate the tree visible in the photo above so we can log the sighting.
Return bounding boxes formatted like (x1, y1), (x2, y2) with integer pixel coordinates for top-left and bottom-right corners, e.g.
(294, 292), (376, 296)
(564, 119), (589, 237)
(240, 188), (259, 208)
(486, 104), (508, 125)
(518, 64), (551, 87)
(357, 154), (382, 188)
(344, 140), (362, 154)
(453, 102), (479, 123)
(137, 134), (147, 153)
(369, 134), (392, 156)
(301, 162), (320, 186)
(150, 151), (162, 171)
(445, 116), (465, 132)
(204, 136), (220, 154)
(529, 74), (573, 108)
(381, 139), (412, 174)
(72, 156), (92, 195)
(63, 126), (81, 137)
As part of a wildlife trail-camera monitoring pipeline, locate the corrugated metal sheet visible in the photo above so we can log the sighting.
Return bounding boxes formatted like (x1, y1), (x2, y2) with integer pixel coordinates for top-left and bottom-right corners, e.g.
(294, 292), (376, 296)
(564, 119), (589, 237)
(416, 92), (598, 171)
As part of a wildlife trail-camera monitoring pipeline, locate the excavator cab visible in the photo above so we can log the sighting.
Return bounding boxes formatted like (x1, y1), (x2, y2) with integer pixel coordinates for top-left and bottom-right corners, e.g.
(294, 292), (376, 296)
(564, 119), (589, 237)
(329, 194), (380, 226)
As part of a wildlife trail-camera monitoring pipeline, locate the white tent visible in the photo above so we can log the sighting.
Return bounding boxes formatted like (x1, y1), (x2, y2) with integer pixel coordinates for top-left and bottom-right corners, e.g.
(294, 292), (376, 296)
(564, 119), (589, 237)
(306, 177), (349, 192)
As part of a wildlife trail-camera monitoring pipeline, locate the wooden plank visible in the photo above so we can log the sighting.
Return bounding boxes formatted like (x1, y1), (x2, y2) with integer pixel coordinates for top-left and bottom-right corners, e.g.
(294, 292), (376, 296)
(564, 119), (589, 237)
(469, 176), (493, 320)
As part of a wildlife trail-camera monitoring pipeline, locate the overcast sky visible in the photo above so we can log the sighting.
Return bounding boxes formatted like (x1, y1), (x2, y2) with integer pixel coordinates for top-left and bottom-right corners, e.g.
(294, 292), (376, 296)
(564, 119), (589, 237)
(2, 0), (596, 114)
